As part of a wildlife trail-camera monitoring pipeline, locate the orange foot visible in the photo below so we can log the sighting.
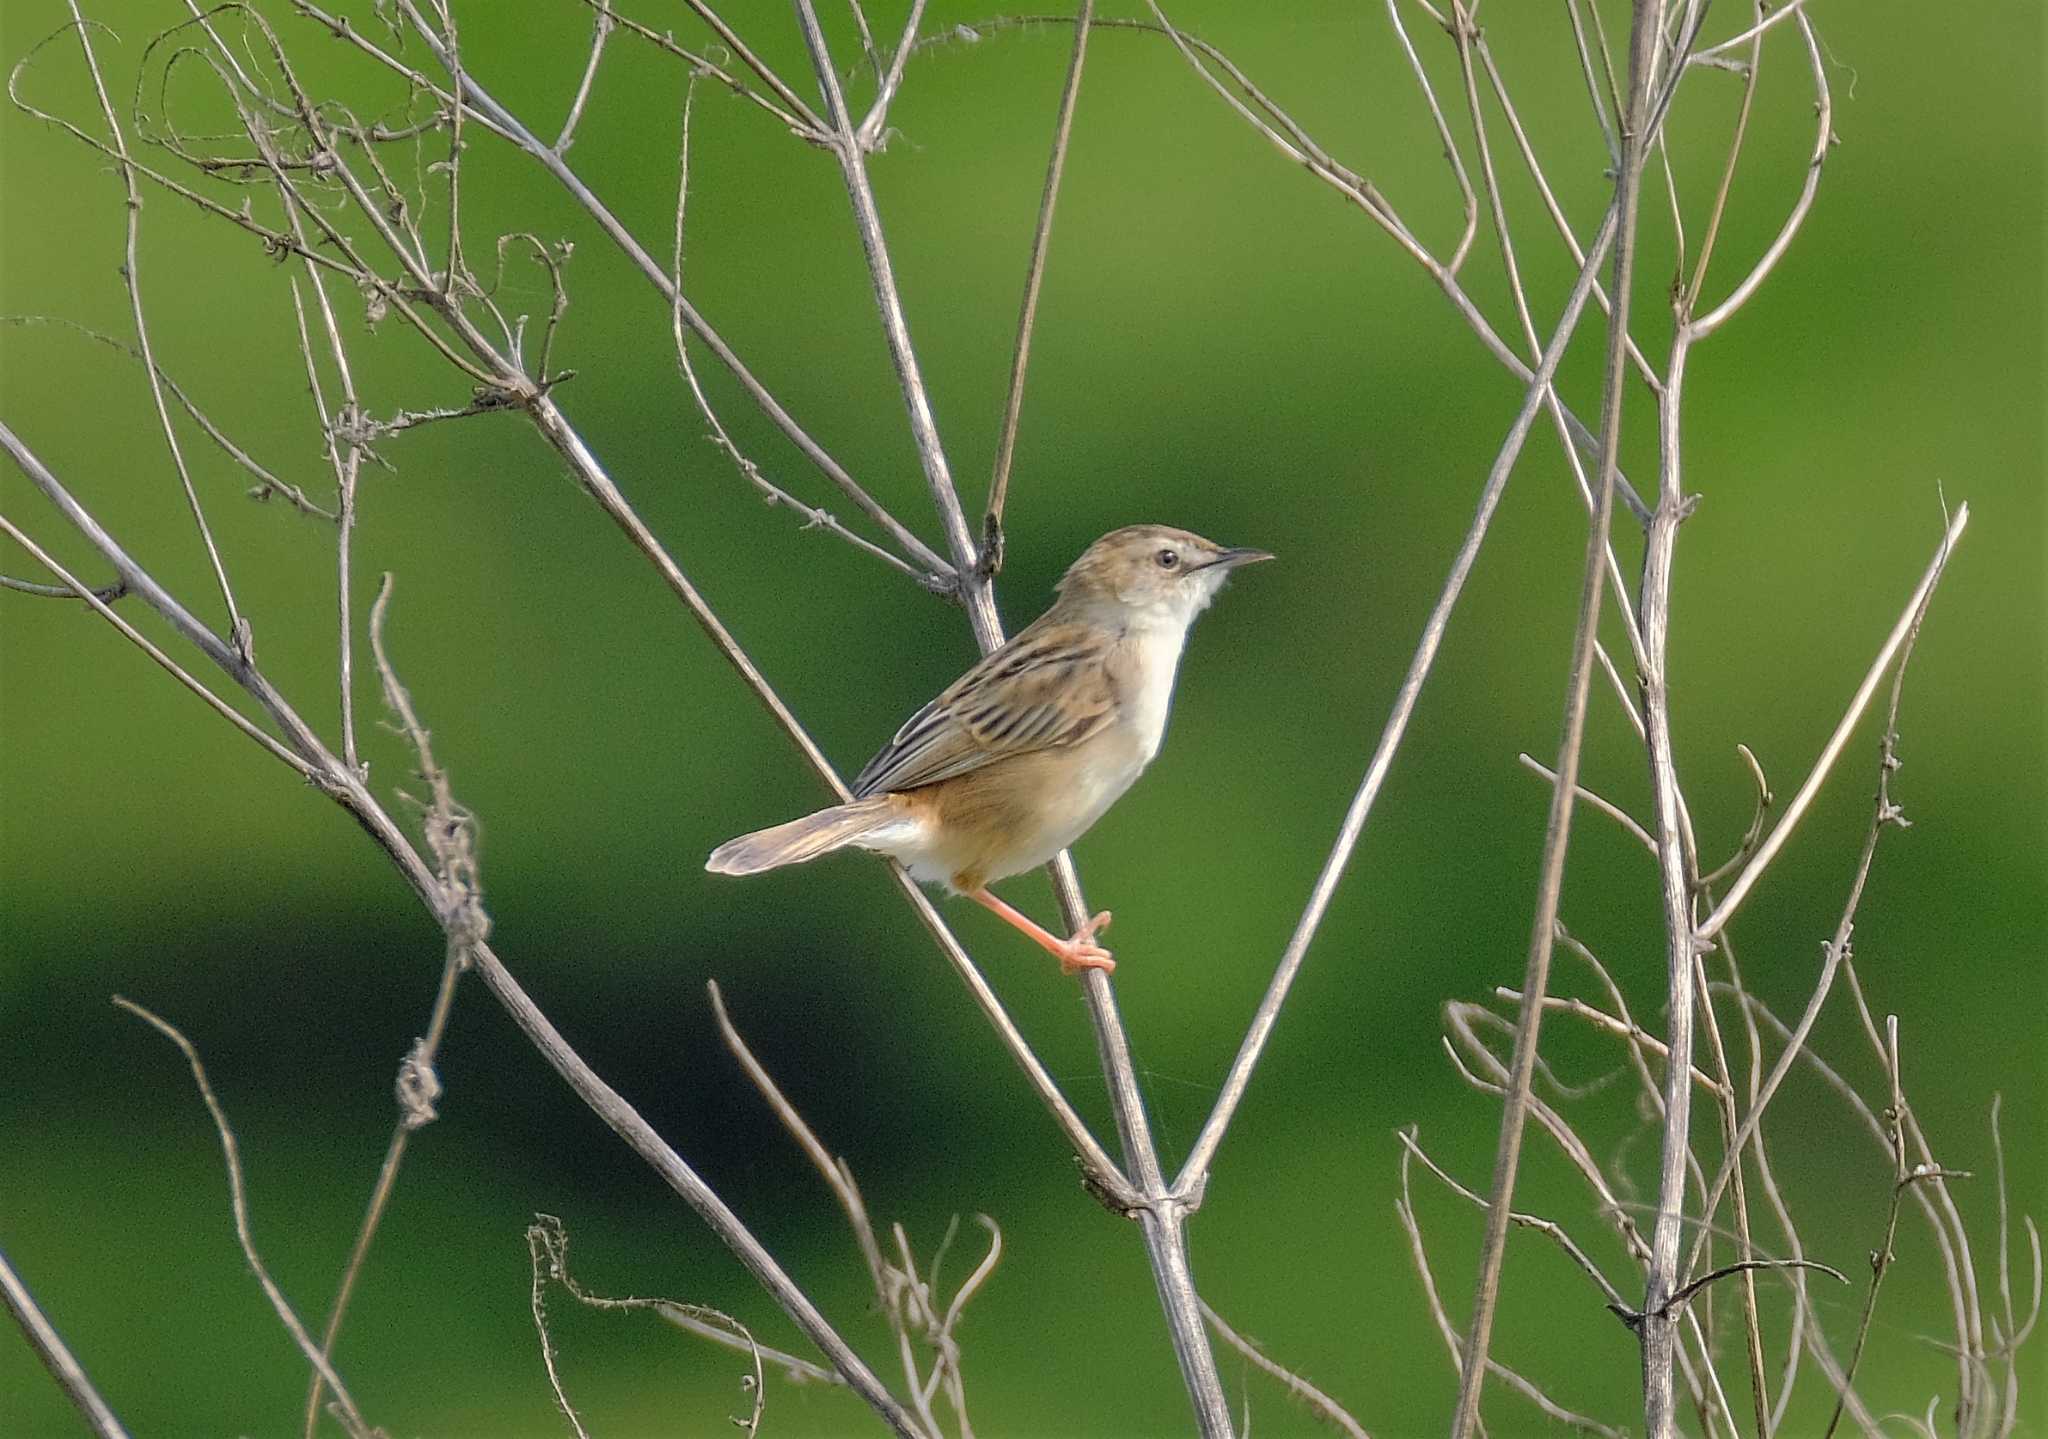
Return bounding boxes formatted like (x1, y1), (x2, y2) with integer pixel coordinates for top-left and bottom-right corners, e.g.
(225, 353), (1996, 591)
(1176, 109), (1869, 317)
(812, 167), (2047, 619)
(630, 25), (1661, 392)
(966, 889), (1117, 977)
(1056, 910), (1115, 975)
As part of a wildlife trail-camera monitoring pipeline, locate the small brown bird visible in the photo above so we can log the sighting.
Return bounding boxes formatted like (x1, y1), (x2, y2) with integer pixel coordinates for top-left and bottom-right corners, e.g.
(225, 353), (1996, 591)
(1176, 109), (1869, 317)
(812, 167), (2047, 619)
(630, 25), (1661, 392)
(706, 525), (1272, 973)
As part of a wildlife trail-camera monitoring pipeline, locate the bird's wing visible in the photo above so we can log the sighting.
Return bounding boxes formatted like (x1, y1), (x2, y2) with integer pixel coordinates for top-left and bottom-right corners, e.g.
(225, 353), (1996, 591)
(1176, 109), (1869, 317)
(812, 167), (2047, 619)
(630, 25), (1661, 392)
(851, 619), (1119, 797)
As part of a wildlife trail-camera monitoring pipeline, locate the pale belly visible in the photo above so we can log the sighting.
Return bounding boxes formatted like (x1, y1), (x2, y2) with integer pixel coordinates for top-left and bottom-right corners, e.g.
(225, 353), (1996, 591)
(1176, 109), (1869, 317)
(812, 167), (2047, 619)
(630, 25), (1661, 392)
(868, 616), (1184, 890)
(1000, 731), (1151, 875)
(870, 724), (1156, 889)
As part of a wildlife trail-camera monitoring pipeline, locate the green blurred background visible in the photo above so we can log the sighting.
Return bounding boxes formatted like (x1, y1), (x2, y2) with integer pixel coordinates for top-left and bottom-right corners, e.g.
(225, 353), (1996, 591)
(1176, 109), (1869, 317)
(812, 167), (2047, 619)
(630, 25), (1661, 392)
(2, 1), (2041, 1434)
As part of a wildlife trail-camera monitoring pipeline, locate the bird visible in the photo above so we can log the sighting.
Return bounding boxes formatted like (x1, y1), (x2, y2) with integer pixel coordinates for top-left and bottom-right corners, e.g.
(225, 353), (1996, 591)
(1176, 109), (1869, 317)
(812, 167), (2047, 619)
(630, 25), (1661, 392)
(706, 525), (1272, 974)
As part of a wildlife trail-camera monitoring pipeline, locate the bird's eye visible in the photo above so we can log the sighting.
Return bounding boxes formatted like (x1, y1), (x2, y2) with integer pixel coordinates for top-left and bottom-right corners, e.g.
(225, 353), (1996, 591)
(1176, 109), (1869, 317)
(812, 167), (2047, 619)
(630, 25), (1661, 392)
(1155, 548), (1179, 569)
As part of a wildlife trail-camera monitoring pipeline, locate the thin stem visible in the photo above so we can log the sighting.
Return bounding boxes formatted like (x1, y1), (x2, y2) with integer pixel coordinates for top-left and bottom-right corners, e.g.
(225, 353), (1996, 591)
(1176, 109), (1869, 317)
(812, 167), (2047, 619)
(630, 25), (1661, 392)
(667, 75), (936, 584)
(0, 1247), (130, 1439)
(1123, 4), (1655, 527)
(0, 507), (311, 778)
(1822, 1021), (1963, 1439)
(856, 0), (928, 146)
(7, 424), (925, 1435)
(796, 6), (1228, 1427)
(1698, 504), (1968, 942)
(1691, 15), (1831, 340)
(1684, 1), (1765, 314)
(1198, 1300), (1369, 1439)
(113, 998), (376, 1438)
(0, 571), (126, 602)
(1693, 0), (1814, 64)
(1449, 6), (1662, 1434)
(553, 0), (613, 153)
(1516, 753), (1658, 856)
(676, 0), (827, 132)
(283, 277), (363, 774)
(0, 316), (332, 518)
(1685, 505), (1968, 1274)
(1178, 202), (1624, 1195)
(301, 941), (467, 1438)
(373, 2), (951, 580)
(1639, 320), (1699, 1439)
(794, 0), (978, 579)
(984, 0), (1094, 559)
(66, 2), (245, 648)
(708, 981), (889, 1296)
(1385, 0), (1478, 274)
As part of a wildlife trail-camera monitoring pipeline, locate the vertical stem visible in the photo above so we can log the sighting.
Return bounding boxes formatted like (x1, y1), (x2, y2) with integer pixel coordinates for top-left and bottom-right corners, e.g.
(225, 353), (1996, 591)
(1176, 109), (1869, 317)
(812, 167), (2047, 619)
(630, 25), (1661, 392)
(790, 7), (1231, 1429)
(795, 0), (978, 578)
(1639, 241), (1698, 1439)
(986, 0), (1095, 546)
(1447, 4), (1663, 1435)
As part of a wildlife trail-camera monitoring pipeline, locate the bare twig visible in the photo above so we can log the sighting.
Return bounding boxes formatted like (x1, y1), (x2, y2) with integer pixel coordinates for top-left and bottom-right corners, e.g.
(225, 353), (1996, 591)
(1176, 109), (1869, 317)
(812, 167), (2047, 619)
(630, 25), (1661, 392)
(1690, 14), (1832, 341)
(1632, 15), (1837, 1430)
(0, 314), (333, 518)
(112, 997), (375, 1439)
(1399, 1127), (1629, 1312)
(8, 418), (924, 1435)
(793, 5), (1228, 1429)
(301, 576), (481, 1438)
(709, 981), (889, 1294)
(1698, 502), (1968, 943)
(527, 1214), (767, 1438)
(675, 0), (827, 133)
(1822, 1021), (1967, 1439)
(1178, 199), (1625, 1198)
(659, 1304), (845, 1387)
(1450, 7), (1663, 1430)
(983, 0), (1094, 565)
(1067, 5), (1656, 526)
(0, 503), (312, 777)
(1670, 1259), (1851, 1319)
(666, 74), (938, 586)
(281, 275), (364, 773)
(344, 0), (951, 580)
(793, 0), (978, 580)
(1199, 1300), (1370, 1439)
(0, 570), (126, 602)
(856, 0), (928, 147)
(0, 1247), (130, 1439)
(553, 0), (613, 153)
(1679, 503), (1969, 1300)
(64, 5), (246, 652)
(1518, 753), (1658, 856)
(1398, 1142), (1632, 1439)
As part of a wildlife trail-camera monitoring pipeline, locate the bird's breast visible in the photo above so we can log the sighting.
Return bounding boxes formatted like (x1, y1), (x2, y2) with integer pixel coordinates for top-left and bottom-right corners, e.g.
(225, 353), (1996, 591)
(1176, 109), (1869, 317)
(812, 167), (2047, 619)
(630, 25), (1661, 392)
(1114, 618), (1188, 766)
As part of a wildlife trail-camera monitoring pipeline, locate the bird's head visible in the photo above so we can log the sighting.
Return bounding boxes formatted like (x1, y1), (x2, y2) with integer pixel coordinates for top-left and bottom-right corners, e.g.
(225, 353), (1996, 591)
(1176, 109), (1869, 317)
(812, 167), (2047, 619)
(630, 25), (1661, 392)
(1055, 524), (1273, 628)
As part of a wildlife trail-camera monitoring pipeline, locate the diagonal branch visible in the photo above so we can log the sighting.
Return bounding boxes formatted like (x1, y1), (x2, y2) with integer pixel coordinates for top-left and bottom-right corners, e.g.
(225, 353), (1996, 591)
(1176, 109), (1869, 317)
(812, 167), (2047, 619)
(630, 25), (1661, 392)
(1178, 200), (1623, 1195)
(1697, 503), (1967, 943)
(0, 1247), (130, 1439)
(65, 4), (245, 650)
(113, 997), (376, 1439)
(329, 0), (954, 585)
(3, 421), (927, 1437)
(793, 0), (978, 580)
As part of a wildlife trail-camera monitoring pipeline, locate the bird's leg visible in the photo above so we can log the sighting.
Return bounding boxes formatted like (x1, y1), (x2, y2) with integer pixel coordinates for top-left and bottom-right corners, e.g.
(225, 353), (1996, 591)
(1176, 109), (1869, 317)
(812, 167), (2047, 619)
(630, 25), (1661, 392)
(965, 888), (1114, 974)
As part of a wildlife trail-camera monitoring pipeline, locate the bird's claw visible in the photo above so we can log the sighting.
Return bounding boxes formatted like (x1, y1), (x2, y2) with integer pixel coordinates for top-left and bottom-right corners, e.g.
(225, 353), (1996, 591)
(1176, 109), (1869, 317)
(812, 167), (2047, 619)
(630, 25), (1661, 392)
(1058, 911), (1115, 975)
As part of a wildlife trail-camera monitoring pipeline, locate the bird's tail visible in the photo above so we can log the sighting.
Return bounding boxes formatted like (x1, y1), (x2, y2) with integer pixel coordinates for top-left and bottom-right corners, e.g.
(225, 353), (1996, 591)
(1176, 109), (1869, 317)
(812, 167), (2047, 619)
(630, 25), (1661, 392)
(705, 795), (907, 876)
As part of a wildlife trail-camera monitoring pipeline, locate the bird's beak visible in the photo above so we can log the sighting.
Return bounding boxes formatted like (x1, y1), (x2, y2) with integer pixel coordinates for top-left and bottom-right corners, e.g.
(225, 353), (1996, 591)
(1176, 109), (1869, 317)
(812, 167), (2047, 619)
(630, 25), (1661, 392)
(1202, 546), (1275, 571)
